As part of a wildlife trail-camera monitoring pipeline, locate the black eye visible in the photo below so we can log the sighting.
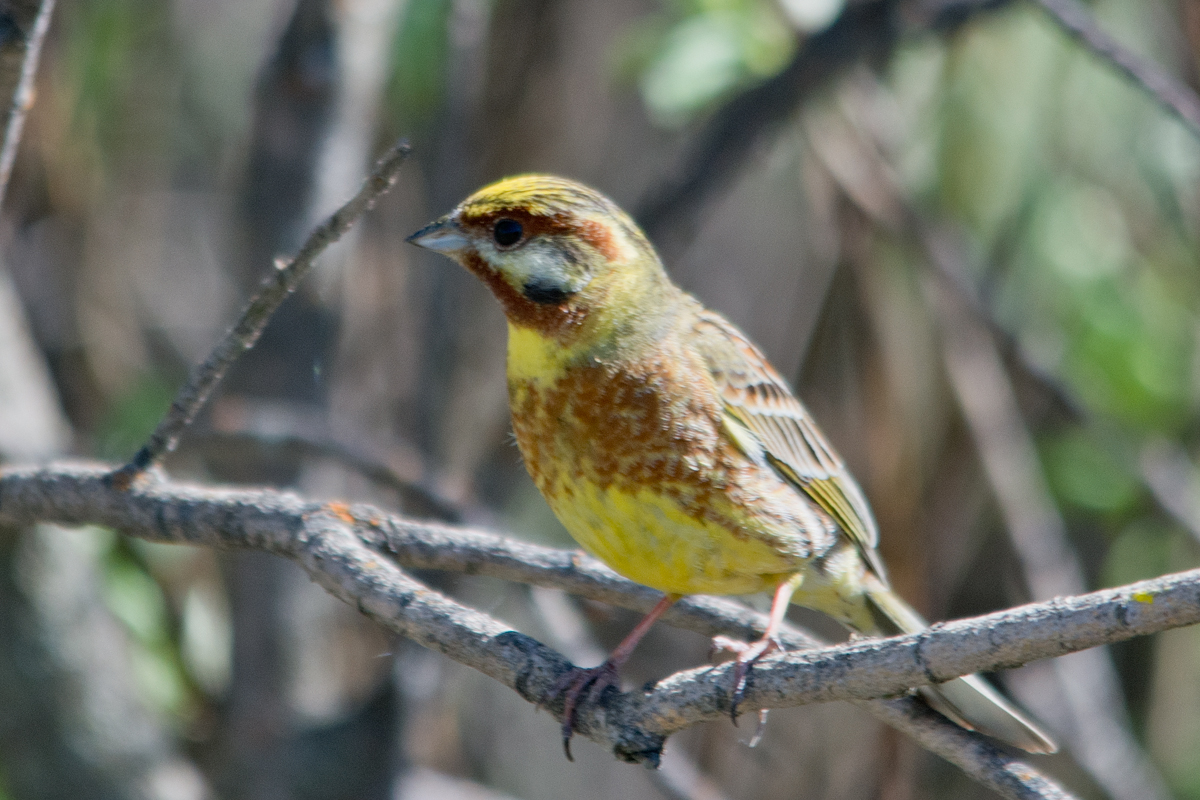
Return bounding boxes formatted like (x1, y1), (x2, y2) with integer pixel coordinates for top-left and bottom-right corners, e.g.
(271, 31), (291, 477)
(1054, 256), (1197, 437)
(493, 218), (523, 247)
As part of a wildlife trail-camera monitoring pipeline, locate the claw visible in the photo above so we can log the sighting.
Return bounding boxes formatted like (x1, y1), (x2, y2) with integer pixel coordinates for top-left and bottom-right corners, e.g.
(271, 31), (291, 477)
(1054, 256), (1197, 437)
(544, 660), (621, 761)
(710, 634), (784, 723)
(537, 594), (680, 761)
(730, 656), (753, 722)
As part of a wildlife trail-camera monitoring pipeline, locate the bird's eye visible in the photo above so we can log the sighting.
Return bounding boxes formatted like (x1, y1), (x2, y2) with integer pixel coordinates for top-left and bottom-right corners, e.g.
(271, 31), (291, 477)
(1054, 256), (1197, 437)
(493, 218), (523, 247)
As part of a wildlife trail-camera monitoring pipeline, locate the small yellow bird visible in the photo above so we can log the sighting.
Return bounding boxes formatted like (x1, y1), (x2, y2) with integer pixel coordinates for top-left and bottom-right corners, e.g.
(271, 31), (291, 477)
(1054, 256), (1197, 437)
(408, 175), (1055, 757)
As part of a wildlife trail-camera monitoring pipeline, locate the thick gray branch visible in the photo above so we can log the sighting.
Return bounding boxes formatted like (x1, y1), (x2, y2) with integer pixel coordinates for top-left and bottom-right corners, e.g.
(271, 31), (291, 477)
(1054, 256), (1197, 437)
(4, 463), (1197, 708)
(610, 570), (1198, 735)
(8, 463), (1182, 798)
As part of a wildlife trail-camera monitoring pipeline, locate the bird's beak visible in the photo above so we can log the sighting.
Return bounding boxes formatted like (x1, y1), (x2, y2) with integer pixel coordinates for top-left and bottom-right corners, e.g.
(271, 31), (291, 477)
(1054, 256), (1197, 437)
(406, 213), (468, 254)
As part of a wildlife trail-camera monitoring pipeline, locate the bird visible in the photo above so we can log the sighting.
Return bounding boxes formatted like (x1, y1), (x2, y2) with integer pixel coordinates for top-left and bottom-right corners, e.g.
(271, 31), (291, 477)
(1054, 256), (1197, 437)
(407, 174), (1056, 758)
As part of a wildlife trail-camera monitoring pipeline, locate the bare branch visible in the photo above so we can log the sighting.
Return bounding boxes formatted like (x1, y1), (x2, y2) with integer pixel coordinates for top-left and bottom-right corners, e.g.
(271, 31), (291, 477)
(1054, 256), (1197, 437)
(113, 140), (411, 484)
(637, 1), (897, 253)
(5, 463), (1200, 799)
(0, 0), (54, 208)
(865, 698), (1077, 800)
(610, 568), (1199, 732)
(528, 588), (733, 800)
(636, 0), (1013, 255)
(1032, 0), (1200, 141)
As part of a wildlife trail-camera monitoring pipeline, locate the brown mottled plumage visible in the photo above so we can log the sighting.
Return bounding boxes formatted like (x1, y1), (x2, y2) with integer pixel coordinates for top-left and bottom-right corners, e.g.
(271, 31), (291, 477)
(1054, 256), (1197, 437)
(408, 174), (1056, 757)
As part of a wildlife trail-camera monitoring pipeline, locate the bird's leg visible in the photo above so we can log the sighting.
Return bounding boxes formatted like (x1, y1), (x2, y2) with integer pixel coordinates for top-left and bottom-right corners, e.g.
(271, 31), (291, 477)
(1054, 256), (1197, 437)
(711, 573), (804, 726)
(546, 593), (679, 760)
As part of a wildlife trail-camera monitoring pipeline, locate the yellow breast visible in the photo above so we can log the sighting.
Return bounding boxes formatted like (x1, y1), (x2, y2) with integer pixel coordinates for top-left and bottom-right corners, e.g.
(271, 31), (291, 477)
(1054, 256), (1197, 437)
(505, 323), (811, 595)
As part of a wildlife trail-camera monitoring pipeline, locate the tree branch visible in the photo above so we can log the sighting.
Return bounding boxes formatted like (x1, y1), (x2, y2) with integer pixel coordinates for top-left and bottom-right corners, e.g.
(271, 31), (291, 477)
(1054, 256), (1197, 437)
(7, 462), (1200, 798)
(1032, 0), (1200, 141)
(635, 0), (1014, 256)
(0, 0), (54, 209)
(617, 567), (1198, 730)
(112, 139), (411, 484)
(192, 428), (465, 523)
(865, 698), (1077, 800)
(636, 0), (898, 254)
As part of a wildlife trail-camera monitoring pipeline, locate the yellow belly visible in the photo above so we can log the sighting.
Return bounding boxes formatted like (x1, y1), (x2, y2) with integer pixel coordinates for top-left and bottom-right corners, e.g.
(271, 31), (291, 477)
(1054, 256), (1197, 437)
(544, 471), (798, 596)
(506, 322), (817, 597)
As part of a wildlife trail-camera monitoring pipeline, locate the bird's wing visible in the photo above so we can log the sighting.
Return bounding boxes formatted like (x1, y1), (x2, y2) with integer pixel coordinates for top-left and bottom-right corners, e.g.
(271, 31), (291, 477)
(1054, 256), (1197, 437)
(691, 309), (886, 580)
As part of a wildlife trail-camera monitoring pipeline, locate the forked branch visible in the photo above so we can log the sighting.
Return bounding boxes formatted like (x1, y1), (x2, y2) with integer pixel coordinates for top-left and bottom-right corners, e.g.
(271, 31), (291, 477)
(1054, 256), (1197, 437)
(6, 462), (1200, 799)
(110, 139), (411, 485)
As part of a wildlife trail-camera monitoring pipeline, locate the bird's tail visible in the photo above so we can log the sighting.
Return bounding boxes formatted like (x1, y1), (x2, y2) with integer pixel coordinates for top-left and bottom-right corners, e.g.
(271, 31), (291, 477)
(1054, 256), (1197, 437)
(862, 574), (1058, 754)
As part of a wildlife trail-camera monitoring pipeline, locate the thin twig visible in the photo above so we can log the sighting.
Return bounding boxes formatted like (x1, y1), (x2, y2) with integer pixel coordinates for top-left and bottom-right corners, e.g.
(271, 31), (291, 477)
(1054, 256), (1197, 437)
(1033, 0), (1200, 140)
(111, 140), (411, 486)
(0, 0), (55, 209)
(6, 462), (1200, 799)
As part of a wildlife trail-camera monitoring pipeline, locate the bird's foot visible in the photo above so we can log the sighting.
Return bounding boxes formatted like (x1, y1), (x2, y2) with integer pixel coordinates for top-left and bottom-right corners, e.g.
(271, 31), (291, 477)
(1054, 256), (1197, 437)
(542, 659), (621, 761)
(711, 634), (784, 727)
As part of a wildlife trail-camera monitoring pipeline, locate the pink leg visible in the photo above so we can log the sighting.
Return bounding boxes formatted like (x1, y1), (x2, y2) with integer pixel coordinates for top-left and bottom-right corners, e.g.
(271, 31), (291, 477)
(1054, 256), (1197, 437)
(712, 573), (803, 725)
(550, 593), (678, 760)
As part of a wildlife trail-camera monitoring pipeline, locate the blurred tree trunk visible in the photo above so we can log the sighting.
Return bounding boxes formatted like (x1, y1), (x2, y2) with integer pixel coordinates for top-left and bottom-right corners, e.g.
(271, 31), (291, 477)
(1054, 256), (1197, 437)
(204, 2), (340, 798)
(203, 1), (408, 798)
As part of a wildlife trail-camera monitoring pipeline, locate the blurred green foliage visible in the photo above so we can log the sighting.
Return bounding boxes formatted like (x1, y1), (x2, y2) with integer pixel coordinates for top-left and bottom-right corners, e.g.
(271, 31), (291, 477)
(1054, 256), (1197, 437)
(1104, 519), (1175, 587)
(100, 533), (194, 722)
(386, 0), (453, 132)
(102, 549), (188, 716)
(918, 9), (1200, 457)
(894, 8), (1200, 791)
(56, 0), (178, 173)
(619, 0), (796, 125)
(1044, 428), (1140, 515)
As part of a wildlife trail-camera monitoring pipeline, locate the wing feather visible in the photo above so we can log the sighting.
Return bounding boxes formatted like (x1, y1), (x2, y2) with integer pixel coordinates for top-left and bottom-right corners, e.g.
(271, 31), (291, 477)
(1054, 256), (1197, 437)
(691, 309), (886, 580)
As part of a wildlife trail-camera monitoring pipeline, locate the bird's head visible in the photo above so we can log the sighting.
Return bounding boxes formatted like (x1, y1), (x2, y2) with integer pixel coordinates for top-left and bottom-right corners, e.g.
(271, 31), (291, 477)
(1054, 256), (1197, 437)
(407, 175), (673, 339)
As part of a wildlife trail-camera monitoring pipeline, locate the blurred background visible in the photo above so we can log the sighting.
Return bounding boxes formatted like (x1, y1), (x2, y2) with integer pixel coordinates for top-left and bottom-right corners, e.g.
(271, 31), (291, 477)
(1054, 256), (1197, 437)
(0, 0), (1199, 798)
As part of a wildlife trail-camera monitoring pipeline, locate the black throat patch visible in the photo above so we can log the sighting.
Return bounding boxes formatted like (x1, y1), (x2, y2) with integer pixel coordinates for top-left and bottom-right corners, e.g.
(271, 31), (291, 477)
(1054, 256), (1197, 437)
(522, 279), (575, 305)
